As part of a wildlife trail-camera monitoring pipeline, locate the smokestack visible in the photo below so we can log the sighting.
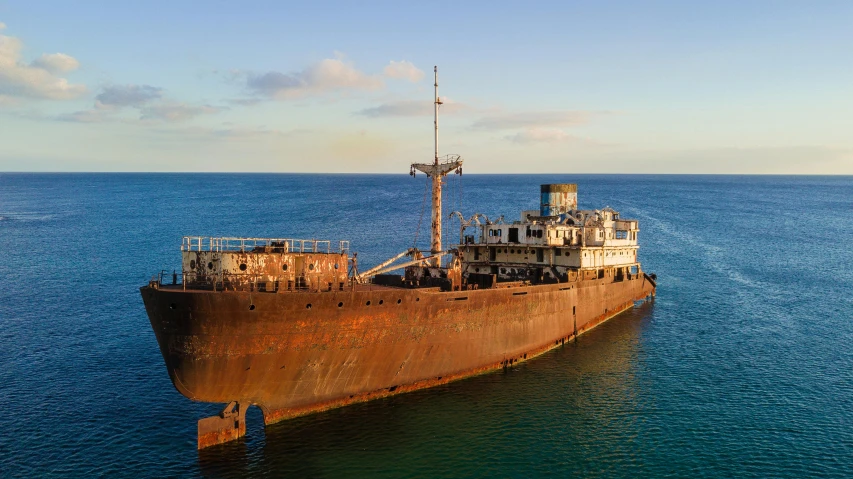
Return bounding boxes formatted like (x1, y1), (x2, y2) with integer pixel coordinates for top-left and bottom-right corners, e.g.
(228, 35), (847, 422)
(540, 184), (578, 216)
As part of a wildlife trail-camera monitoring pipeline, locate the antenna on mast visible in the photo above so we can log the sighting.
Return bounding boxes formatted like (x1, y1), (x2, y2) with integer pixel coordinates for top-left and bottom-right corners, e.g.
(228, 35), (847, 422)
(410, 65), (463, 267)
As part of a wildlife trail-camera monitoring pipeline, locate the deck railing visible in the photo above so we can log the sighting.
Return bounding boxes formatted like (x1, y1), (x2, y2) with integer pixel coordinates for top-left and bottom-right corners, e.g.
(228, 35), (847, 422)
(181, 236), (350, 254)
(152, 270), (349, 293)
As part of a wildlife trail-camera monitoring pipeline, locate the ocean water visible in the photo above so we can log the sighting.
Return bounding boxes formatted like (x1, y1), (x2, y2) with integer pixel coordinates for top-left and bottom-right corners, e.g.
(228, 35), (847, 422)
(1, 173), (852, 478)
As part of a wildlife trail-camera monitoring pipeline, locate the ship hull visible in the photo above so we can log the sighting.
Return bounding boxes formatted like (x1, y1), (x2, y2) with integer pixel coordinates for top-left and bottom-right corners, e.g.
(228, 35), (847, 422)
(141, 274), (654, 446)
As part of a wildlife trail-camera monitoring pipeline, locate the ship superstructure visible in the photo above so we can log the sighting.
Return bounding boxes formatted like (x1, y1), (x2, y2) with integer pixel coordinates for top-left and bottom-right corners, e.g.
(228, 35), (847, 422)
(140, 67), (656, 449)
(458, 184), (642, 286)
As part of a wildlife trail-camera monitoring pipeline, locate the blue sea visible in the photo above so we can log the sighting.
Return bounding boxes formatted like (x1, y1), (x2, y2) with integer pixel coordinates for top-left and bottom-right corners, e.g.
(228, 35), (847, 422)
(1, 173), (852, 478)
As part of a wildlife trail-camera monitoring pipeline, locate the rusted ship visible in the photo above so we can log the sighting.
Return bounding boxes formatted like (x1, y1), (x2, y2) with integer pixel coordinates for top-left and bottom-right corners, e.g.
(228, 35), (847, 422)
(140, 67), (656, 448)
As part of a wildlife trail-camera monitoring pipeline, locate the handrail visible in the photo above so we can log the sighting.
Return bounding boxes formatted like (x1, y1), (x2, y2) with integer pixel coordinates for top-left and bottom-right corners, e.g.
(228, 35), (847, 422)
(152, 270), (351, 293)
(181, 236), (350, 254)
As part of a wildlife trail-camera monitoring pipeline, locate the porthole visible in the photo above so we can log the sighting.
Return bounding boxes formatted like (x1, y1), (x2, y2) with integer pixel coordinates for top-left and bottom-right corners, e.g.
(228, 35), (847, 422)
(379, 299), (384, 305)
(397, 299), (402, 304)
(249, 304), (255, 311)
(366, 300), (371, 306)
(306, 303), (312, 309)
(239, 263), (247, 271)
(416, 297), (420, 302)
(207, 262), (214, 270)
(338, 302), (344, 308)
(334, 263), (339, 269)
(510, 249), (515, 254)
(282, 264), (288, 271)
(190, 260), (196, 269)
(309, 264), (315, 270)
(475, 267), (480, 272)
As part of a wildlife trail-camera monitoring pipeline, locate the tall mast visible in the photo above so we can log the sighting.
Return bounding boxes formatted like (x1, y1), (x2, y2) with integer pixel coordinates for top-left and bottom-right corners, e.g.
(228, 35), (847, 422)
(411, 65), (463, 267)
(434, 66), (440, 165)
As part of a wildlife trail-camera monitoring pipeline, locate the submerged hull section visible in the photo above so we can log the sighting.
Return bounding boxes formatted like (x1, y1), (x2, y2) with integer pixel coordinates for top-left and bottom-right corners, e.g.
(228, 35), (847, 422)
(141, 274), (655, 446)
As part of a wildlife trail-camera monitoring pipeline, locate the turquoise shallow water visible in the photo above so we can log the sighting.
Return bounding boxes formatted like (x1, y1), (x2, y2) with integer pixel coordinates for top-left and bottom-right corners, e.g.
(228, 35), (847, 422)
(1, 174), (852, 478)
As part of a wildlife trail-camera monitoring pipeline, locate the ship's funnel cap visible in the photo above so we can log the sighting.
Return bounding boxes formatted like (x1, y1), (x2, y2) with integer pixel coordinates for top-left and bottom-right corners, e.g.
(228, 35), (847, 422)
(540, 184), (578, 216)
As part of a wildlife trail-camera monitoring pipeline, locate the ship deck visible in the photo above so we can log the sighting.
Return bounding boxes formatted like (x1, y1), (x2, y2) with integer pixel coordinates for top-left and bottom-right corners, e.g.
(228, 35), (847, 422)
(153, 282), (442, 294)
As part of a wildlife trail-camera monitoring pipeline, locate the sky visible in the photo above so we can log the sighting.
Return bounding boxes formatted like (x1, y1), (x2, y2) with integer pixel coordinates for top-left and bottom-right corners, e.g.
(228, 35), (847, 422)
(0, 1), (852, 174)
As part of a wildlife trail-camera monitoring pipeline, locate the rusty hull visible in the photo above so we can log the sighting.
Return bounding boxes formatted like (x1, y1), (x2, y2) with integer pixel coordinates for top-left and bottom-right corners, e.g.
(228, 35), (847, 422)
(141, 272), (655, 448)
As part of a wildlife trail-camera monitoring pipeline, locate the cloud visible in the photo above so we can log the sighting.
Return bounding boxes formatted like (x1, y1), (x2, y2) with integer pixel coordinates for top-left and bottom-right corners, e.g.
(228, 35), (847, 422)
(0, 93), (18, 106)
(383, 60), (424, 82)
(139, 102), (221, 121)
(51, 83), (218, 123)
(357, 98), (466, 117)
(95, 84), (162, 108)
(505, 127), (576, 144)
(226, 97), (263, 106)
(56, 109), (112, 123)
(31, 53), (79, 74)
(153, 125), (304, 141)
(0, 28), (85, 100)
(471, 111), (593, 130)
(245, 57), (383, 99)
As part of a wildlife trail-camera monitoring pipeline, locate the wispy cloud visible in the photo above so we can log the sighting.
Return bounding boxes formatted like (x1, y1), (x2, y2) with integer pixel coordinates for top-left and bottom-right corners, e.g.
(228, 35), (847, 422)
(0, 25), (86, 101)
(357, 98), (466, 117)
(471, 111), (594, 130)
(505, 127), (577, 144)
(31, 53), (80, 74)
(151, 125), (305, 142)
(56, 109), (112, 123)
(55, 84), (220, 123)
(95, 84), (162, 108)
(244, 57), (383, 99)
(383, 60), (424, 82)
(140, 102), (221, 121)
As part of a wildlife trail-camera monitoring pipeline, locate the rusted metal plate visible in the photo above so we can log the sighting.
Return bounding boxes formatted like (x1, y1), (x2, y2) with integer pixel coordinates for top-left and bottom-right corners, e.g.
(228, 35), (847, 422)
(197, 401), (246, 449)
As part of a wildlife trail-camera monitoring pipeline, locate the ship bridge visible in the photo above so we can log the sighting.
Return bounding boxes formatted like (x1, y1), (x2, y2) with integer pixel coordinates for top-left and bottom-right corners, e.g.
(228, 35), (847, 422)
(455, 183), (643, 285)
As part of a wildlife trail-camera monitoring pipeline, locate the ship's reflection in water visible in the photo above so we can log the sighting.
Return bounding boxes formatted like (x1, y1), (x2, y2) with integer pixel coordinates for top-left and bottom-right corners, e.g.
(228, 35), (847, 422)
(197, 301), (655, 478)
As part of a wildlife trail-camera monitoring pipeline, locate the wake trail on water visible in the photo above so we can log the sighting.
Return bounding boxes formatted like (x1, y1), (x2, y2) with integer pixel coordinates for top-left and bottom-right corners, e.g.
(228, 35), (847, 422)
(615, 200), (787, 302)
(0, 212), (57, 222)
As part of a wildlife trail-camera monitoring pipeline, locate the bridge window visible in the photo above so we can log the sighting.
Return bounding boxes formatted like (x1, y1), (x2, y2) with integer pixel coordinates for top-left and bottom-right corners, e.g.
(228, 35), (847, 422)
(509, 228), (519, 243)
(616, 230), (628, 239)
